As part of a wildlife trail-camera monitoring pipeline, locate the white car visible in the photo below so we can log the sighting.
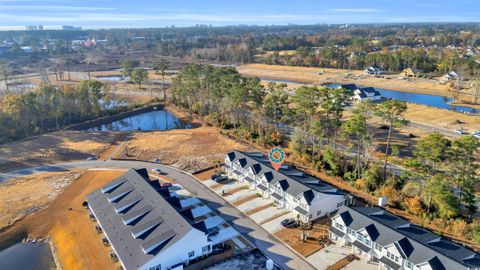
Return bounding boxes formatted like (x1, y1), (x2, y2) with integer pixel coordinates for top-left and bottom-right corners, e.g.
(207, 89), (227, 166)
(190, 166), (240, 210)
(454, 129), (464, 135)
(473, 131), (480, 139)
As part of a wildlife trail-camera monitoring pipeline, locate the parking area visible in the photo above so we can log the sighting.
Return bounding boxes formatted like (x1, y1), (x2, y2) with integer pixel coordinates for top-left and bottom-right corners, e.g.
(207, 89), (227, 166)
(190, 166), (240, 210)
(195, 169), (383, 270)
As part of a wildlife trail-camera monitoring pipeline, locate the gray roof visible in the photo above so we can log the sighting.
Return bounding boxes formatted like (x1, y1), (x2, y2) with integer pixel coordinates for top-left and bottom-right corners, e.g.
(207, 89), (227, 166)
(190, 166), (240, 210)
(86, 169), (202, 270)
(335, 206), (480, 270)
(225, 150), (345, 205)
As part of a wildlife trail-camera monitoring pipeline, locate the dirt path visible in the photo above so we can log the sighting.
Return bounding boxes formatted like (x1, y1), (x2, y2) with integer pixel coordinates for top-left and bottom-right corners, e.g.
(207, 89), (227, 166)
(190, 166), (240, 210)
(0, 170), (125, 270)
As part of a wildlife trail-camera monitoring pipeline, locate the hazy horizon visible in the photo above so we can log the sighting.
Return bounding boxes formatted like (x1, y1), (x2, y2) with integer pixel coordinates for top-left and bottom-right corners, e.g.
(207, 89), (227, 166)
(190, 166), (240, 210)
(0, 0), (479, 31)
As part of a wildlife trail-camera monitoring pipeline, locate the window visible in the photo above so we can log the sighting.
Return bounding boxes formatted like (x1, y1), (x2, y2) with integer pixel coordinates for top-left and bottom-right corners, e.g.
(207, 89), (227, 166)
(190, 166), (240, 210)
(188, 251), (195, 258)
(374, 243), (382, 252)
(202, 245), (210, 253)
(337, 201), (343, 207)
(347, 228), (355, 236)
(316, 210), (321, 216)
(334, 221), (344, 230)
(386, 251), (399, 263)
(149, 265), (161, 270)
(405, 261), (413, 269)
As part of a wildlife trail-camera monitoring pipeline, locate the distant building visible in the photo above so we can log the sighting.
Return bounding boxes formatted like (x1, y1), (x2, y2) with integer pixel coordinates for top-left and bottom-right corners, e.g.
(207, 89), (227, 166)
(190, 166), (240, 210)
(338, 84), (381, 102)
(364, 66), (383, 75)
(329, 206), (480, 270)
(25, 25), (37, 30)
(62, 25), (82, 30)
(86, 169), (213, 270)
(38, 25), (44, 30)
(402, 68), (420, 78)
(443, 71), (460, 81)
(224, 150), (349, 222)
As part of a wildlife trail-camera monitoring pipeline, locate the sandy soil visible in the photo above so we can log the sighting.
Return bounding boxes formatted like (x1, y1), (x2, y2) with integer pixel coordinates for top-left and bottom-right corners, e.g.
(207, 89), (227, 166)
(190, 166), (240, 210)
(118, 126), (257, 172)
(0, 131), (120, 173)
(238, 64), (478, 107)
(0, 170), (125, 270)
(0, 171), (82, 230)
(404, 103), (480, 133)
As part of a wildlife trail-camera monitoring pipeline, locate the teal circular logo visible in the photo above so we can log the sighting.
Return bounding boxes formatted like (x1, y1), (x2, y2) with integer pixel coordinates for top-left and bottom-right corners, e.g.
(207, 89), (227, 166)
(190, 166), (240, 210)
(269, 147), (285, 163)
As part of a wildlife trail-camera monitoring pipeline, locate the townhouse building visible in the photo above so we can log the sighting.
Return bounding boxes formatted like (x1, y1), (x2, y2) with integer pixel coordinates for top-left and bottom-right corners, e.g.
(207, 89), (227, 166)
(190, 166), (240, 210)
(329, 206), (480, 270)
(224, 150), (349, 222)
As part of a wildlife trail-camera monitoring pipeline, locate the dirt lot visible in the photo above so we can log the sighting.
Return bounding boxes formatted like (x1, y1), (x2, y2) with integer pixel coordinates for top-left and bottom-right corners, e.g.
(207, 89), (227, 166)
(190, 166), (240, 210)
(0, 131), (120, 173)
(238, 64), (478, 107)
(117, 126), (257, 173)
(0, 170), (125, 270)
(274, 223), (329, 257)
(0, 171), (82, 230)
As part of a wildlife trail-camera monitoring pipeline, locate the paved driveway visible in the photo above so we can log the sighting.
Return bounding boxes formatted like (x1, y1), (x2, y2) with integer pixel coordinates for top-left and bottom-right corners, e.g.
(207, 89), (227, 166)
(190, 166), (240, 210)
(0, 160), (316, 270)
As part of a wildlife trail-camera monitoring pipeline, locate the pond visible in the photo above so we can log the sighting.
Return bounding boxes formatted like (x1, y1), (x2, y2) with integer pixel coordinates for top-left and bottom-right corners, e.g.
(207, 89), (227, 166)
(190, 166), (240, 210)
(0, 242), (56, 270)
(96, 76), (129, 81)
(325, 83), (477, 113)
(87, 110), (192, 131)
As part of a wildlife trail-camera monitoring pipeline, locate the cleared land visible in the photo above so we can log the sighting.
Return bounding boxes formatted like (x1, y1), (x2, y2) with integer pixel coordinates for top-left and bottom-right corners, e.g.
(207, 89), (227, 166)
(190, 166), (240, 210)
(0, 131), (120, 173)
(238, 64), (478, 107)
(0, 171), (81, 230)
(117, 126), (257, 172)
(0, 170), (125, 270)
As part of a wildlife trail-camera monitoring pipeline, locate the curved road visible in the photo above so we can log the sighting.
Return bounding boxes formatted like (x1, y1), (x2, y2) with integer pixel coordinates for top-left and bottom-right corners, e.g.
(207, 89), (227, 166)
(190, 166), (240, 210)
(0, 160), (316, 270)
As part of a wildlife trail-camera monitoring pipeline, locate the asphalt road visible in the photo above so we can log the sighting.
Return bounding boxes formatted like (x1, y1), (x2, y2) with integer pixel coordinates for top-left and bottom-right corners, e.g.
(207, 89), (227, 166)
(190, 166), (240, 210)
(0, 160), (316, 270)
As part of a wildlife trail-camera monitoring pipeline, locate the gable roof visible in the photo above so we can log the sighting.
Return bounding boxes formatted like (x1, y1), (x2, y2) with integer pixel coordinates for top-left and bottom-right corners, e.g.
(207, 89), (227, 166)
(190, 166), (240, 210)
(226, 150), (345, 205)
(86, 169), (202, 270)
(334, 206), (480, 269)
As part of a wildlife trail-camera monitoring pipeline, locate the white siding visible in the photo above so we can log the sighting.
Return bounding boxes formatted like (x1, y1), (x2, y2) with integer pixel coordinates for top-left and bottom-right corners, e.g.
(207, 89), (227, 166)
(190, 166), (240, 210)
(139, 229), (210, 270)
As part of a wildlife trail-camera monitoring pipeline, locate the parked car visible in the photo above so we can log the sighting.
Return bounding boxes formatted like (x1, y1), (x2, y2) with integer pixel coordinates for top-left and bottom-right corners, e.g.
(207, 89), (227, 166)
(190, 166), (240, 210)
(281, 218), (297, 228)
(151, 168), (165, 175)
(161, 182), (172, 188)
(210, 174), (219, 180)
(454, 128), (464, 135)
(86, 156), (97, 161)
(214, 175), (228, 182)
(82, 201), (89, 209)
(473, 131), (480, 139)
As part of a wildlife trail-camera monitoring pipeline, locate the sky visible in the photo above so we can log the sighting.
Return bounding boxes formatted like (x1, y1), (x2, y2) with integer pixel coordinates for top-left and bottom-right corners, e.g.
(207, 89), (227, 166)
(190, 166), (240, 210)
(0, 0), (479, 30)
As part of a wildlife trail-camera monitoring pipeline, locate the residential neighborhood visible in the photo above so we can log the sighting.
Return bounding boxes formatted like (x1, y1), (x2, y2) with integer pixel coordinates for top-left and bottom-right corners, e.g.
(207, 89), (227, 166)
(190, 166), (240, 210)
(0, 1), (480, 270)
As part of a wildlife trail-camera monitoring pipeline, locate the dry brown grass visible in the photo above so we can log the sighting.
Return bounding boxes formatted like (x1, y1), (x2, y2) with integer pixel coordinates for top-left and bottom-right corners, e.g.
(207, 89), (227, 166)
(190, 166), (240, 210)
(0, 131), (120, 173)
(0, 170), (125, 270)
(119, 126), (256, 172)
(0, 171), (82, 230)
(237, 64), (478, 106)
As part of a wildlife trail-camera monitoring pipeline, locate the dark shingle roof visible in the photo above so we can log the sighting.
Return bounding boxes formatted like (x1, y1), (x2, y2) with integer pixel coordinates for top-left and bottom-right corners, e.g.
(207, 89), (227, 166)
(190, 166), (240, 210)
(335, 206), (480, 270)
(86, 169), (202, 270)
(226, 150), (345, 205)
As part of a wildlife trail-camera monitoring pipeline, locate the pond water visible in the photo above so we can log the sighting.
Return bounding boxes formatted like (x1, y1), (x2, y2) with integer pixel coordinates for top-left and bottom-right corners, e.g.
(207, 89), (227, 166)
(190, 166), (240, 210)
(87, 110), (192, 131)
(0, 242), (56, 270)
(96, 76), (129, 81)
(325, 83), (477, 113)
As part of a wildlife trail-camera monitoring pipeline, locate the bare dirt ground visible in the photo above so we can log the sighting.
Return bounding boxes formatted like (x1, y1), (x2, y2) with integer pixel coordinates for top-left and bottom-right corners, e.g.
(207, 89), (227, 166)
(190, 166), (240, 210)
(0, 170), (124, 270)
(238, 64), (478, 107)
(117, 126), (256, 172)
(0, 131), (120, 173)
(0, 171), (82, 230)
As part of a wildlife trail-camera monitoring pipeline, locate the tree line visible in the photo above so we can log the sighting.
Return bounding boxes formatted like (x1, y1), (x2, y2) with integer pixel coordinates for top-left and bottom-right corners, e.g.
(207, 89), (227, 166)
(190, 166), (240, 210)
(172, 64), (480, 244)
(0, 81), (124, 143)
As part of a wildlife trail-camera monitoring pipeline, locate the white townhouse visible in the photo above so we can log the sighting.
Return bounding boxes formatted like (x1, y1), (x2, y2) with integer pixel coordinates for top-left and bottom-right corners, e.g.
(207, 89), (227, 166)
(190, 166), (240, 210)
(86, 169), (213, 270)
(329, 206), (480, 270)
(224, 150), (349, 222)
